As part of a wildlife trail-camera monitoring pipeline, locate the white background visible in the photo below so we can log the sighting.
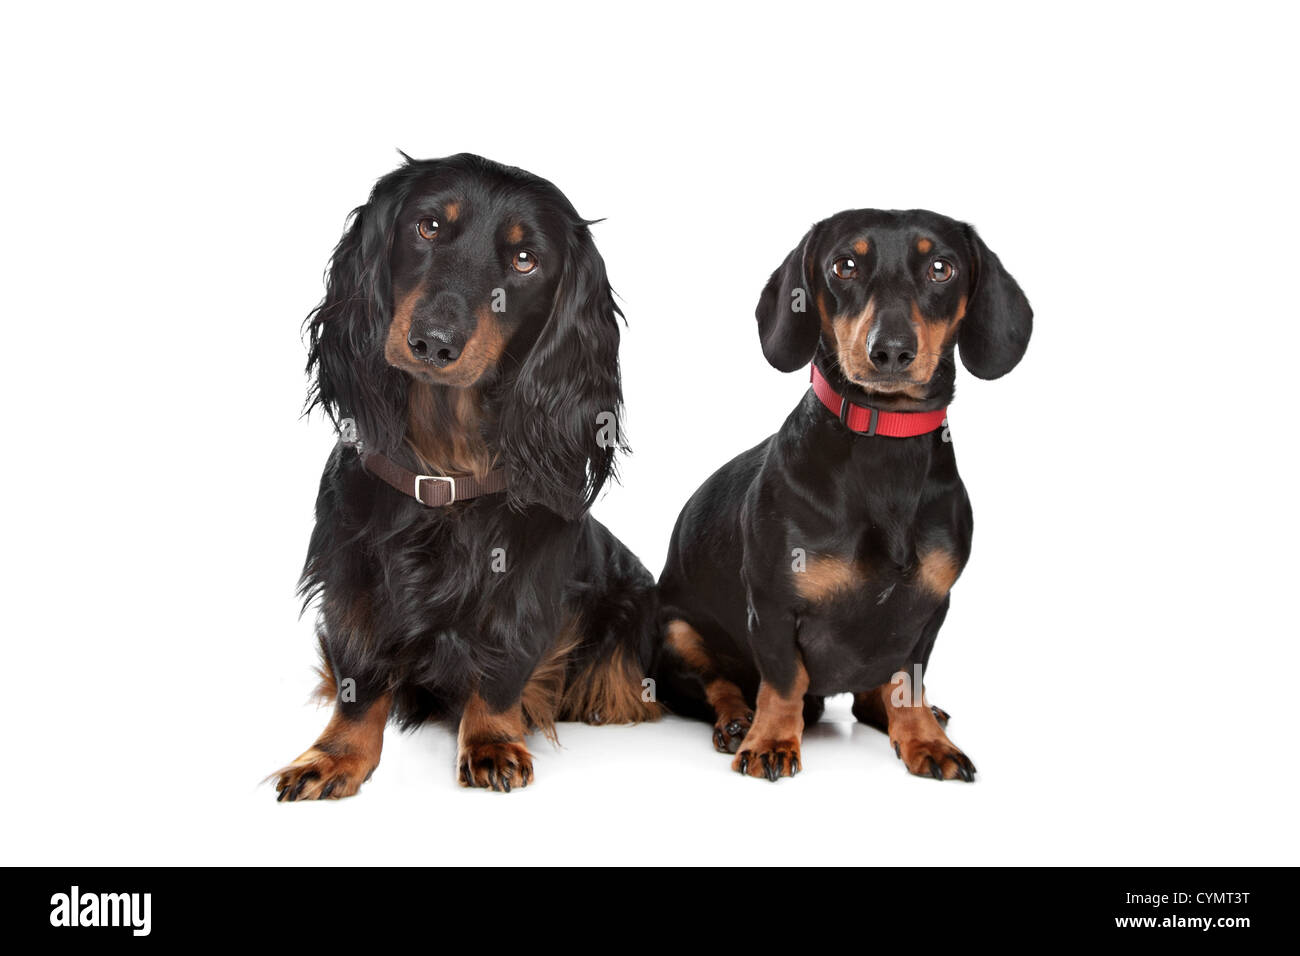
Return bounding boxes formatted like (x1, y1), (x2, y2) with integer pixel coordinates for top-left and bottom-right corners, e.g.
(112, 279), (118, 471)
(3, 2), (1297, 865)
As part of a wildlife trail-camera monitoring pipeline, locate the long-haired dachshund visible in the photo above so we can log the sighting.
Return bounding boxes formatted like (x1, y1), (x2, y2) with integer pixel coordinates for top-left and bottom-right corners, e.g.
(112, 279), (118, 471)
(653, 209), (1031, 781)
(274, 153), (659, 799)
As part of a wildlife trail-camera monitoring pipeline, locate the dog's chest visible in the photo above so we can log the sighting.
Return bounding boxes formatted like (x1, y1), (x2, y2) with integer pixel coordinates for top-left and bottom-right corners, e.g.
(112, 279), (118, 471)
(388, 509), (517, 617)
(792, 546), (961, 695)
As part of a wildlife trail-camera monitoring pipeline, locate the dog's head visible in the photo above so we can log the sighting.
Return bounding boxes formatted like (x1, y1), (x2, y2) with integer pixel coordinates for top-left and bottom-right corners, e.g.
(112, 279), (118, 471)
(755, 209), (1032, 400)
(306, 153), (623, 517)
(380, 156), (589, 388)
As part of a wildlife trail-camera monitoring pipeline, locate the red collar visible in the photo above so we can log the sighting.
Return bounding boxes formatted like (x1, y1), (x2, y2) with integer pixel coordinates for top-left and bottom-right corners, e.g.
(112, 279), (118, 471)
(810, 365), (948, 438)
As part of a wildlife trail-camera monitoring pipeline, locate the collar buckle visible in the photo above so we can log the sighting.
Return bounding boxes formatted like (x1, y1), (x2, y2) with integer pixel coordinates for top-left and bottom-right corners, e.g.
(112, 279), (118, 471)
(839, 396), (877, 436)
(861, 405), (879, 436)
(415, 474), (456, 505)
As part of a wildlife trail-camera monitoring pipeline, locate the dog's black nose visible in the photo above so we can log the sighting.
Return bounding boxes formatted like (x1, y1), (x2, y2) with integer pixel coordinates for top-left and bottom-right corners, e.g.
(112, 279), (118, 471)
(866, 309), (917, 372)
(408, 326), (465, 367)
(868, 336), (916, 372)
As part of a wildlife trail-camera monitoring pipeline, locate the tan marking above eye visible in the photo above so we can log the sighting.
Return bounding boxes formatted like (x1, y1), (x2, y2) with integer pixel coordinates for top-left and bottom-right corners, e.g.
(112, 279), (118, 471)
(511, 250), (538, 274)
(505, 223), (524, 244)
(417, 218), (439, 240)
(917, 238), (933, 254)
(852, 239), (869, 256)
(832, 256), (858, 280)
(444, 202), (460, 223)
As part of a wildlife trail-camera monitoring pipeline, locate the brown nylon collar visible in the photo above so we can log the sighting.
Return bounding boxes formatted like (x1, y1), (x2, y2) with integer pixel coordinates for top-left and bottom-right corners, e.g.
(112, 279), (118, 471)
(358, 449), (508, 507)
(337, 418), (507, 507)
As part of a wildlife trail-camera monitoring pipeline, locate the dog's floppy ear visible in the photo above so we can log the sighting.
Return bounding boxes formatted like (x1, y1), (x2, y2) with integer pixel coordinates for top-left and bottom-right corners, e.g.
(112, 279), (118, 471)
(755, 224), (823, 372)
(305, 166), (415, 452)
(498, 222), (623, 520)
(958, 225), (1033, 380)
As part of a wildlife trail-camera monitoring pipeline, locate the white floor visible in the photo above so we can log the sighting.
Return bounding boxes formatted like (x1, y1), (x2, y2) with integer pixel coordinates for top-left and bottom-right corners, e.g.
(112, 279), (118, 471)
(16, 667), (1288, 866)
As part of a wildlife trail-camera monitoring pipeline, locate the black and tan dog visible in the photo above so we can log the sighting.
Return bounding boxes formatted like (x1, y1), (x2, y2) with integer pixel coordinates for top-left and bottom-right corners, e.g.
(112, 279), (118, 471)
(274, 154), (660, 799)
(653, 209), (1031, 781)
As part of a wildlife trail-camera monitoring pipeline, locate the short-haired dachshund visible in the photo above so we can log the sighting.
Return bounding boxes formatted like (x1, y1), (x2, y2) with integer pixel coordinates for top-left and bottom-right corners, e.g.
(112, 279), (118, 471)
(652, 209), (1032, 781)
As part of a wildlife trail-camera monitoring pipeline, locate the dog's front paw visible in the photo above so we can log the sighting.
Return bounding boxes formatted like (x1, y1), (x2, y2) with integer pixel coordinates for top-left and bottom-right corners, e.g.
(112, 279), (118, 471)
(893, 735), (976, 781)
(458, 740), (533, 792)
(273, 748), (377, 801)
(732, 738), (802, 780)
(712, 710), (754, 754)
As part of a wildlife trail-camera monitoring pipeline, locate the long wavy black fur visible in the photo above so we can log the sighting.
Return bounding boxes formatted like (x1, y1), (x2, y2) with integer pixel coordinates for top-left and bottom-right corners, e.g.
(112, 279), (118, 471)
(294, 154), (655, 731)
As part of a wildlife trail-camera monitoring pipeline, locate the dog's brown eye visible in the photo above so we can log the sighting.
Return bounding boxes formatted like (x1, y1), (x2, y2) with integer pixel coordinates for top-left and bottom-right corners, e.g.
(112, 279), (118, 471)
(417, 218), (439, 240)
(928, 258), (955, 282)
(832, 256), (858, 280)
(512, 251), (538, 274)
